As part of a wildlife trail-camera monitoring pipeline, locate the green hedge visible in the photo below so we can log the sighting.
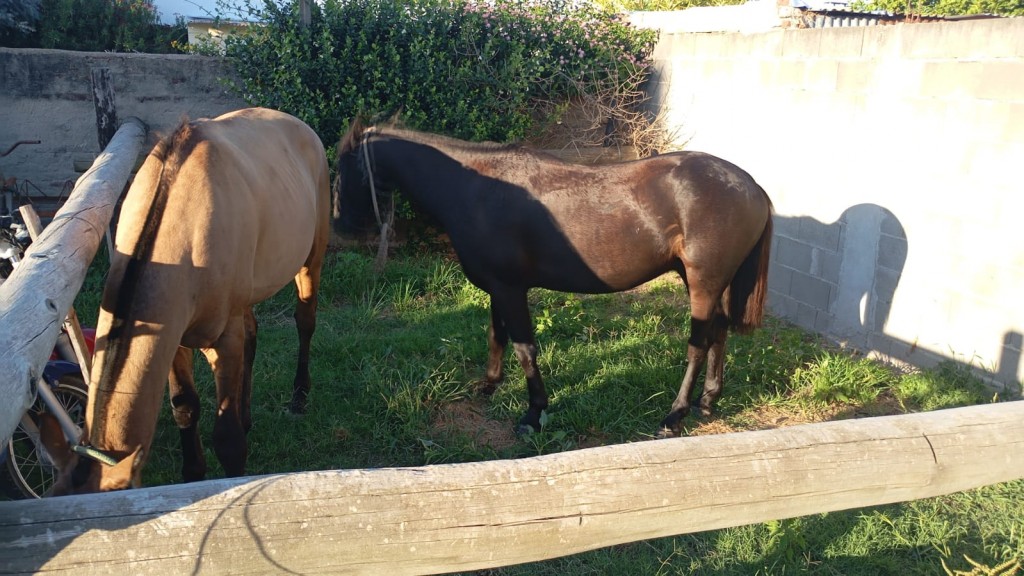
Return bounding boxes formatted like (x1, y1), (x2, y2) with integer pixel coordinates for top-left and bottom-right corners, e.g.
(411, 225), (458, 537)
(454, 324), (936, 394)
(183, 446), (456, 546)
(224, 0), (658, 145)
(1, 0), (185, 52)
(852, 0), (1024, 16)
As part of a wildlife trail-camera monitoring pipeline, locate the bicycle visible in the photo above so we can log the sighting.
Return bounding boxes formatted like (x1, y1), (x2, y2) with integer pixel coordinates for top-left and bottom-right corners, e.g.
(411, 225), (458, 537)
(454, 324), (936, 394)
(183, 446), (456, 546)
(0, 143), (96, 498)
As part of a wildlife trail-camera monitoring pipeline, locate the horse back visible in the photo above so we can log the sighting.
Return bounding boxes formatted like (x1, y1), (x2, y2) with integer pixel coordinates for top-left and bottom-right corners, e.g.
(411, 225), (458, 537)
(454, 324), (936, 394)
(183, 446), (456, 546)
(114, 108), (329, 313)
(460, 151), (769, 293)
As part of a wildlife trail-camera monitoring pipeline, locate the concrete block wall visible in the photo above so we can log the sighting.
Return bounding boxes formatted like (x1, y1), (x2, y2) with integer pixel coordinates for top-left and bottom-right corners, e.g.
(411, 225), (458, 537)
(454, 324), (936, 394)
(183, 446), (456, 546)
(0, 48), (247, 198)
(644, 18), (1024, 389)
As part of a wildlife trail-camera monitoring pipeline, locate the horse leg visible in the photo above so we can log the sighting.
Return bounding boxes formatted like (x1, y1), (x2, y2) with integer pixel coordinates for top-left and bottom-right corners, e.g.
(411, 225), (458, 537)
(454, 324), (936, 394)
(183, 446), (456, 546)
(289, 263), (320, 414)
(698, 316), (730, 417)
(657, 286), (724, 438)
(490, 288), (547, 434)
(168, 346), (206, 482)
(202, 315), (249, 477)
(241, 307), (257, 432)
(478, 304), (508, 395)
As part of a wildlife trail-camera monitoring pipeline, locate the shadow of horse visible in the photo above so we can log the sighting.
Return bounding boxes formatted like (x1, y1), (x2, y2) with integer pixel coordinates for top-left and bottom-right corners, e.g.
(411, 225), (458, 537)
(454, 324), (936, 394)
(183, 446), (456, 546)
(769, 203), (907, 353)
(770, 203), (1021, 395)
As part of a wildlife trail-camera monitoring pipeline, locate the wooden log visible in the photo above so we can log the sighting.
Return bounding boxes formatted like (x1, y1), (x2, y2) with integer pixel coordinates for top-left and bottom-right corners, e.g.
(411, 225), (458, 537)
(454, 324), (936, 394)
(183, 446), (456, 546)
(1, 401), (1022, 575)
(72, 152), (147, 174)
(0, 118), (148, 450)
(20, 204), (93, 383)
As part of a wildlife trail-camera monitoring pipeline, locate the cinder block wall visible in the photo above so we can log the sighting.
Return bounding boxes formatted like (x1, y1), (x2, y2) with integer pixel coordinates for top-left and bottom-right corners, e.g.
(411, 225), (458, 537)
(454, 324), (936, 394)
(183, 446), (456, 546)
(0, 49), (247, 197)
(645, 18), (1024, 388)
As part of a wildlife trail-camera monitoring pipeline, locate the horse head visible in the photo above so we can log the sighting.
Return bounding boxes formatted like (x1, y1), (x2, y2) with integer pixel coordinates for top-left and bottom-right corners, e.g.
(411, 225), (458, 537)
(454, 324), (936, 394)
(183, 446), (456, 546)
(332, 119), (390, 238)
(38, 412), (145, 494)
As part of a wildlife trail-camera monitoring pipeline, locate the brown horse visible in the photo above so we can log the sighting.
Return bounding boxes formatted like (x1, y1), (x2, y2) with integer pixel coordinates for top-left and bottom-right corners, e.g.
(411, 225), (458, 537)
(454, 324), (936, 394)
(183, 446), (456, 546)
(43, 108), (331, 493)
(333, 120), (773, 437)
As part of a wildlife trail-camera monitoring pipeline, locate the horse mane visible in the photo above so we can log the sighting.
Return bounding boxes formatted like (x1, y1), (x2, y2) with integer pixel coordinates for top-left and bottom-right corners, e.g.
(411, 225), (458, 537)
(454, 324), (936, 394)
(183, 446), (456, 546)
(336, 116), (522, 161)
(152, 118), (200, 164)
(336, 116), (370, 157)
(100, 118), (201, 392)
(133, 117), (201, 262)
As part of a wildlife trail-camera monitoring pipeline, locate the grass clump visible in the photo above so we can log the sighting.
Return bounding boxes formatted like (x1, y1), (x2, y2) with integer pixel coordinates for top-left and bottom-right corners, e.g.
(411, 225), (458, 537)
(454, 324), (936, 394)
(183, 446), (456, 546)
(791, 351), (897, 406)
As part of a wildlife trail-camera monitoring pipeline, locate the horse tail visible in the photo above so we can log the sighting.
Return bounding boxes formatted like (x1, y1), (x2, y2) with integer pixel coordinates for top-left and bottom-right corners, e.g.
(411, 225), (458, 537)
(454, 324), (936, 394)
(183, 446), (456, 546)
(727, 210), (773, 334)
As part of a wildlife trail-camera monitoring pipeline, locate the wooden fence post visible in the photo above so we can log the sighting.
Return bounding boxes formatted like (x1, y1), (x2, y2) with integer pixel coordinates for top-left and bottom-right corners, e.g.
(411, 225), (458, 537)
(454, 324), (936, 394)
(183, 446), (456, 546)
(91, 68), (118, 151)
(1, 400), (1022, 574)
(0, 118), (147, 450)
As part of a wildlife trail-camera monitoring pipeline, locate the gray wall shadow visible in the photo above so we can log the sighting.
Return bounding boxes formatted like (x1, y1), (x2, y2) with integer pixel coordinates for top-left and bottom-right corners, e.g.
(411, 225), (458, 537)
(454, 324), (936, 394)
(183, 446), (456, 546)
(769, 203), (907, 351)
(769, 203), (1021, 394)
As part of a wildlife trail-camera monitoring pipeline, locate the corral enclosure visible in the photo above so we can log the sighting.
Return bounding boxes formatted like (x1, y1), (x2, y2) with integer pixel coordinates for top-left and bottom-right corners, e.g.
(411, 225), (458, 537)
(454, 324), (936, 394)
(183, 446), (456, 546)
(0, 15), (1023, 575)
(2, 17), (1022, 390)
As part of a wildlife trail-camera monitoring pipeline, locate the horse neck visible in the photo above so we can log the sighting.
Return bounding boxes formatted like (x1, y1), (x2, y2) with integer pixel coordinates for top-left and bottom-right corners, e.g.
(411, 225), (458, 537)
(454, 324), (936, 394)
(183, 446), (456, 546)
(372, 135), (487, 214)
(86, 304), (184, 460)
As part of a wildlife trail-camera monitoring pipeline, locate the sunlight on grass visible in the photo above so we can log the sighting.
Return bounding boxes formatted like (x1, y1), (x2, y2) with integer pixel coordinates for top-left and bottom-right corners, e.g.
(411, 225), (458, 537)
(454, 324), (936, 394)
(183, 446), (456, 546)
(63, 247), (1023, 574)
(790, 351), (897, 405)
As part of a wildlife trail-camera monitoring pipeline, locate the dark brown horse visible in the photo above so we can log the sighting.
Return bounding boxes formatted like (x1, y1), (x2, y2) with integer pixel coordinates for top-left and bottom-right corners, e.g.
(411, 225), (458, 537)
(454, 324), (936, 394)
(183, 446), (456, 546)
(42, 108), (331, 493)
(333, 120), (772, 437)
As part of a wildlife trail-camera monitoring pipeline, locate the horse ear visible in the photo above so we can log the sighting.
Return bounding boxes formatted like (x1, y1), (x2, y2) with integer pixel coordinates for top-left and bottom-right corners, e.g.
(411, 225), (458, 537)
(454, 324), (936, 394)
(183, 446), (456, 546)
(38, 411), (76, 472)
(100, 446), (145, 491)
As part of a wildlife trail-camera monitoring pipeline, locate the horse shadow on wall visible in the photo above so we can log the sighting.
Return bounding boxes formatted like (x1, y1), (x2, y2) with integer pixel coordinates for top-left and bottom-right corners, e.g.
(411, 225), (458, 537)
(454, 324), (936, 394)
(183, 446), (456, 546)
(769, 203), (1022, 393)
(769, 203), (908, 354)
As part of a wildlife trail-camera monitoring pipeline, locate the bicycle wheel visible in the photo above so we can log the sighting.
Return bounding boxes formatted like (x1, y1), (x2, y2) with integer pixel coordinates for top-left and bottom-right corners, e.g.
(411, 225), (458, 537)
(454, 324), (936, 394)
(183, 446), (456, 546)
(1, 374), (88, 499)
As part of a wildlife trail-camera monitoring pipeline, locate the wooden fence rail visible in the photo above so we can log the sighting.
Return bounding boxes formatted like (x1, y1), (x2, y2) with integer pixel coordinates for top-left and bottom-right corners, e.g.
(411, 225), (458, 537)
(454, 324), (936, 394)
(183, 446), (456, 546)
(0, 118), (148, 450)
(2, 400), (1022, 575)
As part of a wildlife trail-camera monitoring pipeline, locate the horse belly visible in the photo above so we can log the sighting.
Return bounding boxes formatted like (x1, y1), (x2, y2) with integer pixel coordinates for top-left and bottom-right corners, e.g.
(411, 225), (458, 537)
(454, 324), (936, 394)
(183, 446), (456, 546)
(530, 237), (672, 294)
(249, 265), (299, 302)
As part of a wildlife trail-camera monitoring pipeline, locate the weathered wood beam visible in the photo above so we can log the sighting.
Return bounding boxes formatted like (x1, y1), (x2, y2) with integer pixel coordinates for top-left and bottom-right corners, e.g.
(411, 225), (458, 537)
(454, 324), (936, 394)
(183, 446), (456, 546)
(0, 118), (148, 450)
(2, 400), (1022, 575)
(91, 68), (118, 150)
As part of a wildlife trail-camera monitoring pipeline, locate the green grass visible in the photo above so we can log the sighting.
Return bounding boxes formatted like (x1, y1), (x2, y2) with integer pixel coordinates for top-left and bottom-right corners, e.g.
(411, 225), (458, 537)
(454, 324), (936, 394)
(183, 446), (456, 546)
(68, 246), (1023, 575)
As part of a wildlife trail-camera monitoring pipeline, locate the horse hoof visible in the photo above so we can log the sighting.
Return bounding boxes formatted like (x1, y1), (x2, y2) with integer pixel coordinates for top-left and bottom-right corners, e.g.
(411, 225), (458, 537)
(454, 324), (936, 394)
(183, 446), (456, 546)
(515, 423), (536, 437)
(473, 380), (499, 396)
(657, 412), (684, 436)
(516, 408), (547, 437)
(655, 426), (679, 439)
(288, 399), (307, 415)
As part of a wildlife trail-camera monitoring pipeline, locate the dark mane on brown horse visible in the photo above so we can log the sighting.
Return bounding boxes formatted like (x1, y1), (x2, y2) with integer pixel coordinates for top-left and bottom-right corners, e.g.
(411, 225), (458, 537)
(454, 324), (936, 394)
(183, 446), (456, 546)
(102, 120), (201, 389)
(333, 124), (773, 438)
(337, 118), (519, 159)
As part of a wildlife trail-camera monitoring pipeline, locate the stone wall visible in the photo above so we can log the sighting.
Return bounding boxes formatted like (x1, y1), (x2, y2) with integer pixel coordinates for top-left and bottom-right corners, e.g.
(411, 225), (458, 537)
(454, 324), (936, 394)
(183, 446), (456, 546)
(644, 18), (1024, 388)
(0, 48), (246, 198)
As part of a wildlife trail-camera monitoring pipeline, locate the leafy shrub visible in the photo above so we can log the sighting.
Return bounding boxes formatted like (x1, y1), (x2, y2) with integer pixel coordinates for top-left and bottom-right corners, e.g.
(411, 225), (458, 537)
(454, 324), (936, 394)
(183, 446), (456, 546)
(0, 0), (41, 47)
(222, 0), (658, 146)
(1, 0), (186, 52)
(851, 0), (1024, 16)
(593, 0), (743, 10)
